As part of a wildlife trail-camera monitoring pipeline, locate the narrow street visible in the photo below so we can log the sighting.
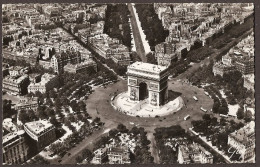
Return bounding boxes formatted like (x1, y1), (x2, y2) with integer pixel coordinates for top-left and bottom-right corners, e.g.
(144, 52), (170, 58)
(147, 132), (160, 164)
(128, 3), (147, 62)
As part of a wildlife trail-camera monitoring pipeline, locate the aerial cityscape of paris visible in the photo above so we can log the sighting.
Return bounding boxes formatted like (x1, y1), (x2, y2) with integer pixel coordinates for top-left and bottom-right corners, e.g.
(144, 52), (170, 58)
(2, 2), (255, 165)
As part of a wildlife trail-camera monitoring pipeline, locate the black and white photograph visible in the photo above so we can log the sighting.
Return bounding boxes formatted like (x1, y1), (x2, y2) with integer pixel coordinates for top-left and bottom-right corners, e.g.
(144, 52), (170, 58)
(1, 2), (256, 165)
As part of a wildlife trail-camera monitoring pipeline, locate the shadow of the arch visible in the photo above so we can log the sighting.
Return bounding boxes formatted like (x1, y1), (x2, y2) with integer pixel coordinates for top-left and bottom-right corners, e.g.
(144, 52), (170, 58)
(168, 90), (182, 101)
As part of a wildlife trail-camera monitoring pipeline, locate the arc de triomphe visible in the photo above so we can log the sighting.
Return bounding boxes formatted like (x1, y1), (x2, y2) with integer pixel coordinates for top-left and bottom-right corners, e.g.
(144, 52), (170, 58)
(126, 62), (169, 106)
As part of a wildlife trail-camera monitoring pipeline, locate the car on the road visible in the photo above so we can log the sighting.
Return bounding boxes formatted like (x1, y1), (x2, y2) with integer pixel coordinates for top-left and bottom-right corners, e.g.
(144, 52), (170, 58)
(193, 96), (198, 101)
(200, 107), (207, 112)
(58, 159), (62, 163)
(184, 115), (190, 120)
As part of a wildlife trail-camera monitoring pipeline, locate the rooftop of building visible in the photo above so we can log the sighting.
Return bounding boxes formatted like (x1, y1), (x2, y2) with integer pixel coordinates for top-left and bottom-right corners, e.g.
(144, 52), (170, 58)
(230, 121), (255, 144)
(3, 130), (25, 145)
(28, 73), (56, 86)
(3, 118), (18, 133)
(64, 59), (96, 68)
(94, 147), (107, 156)
(128, 62), (167, 74)
(24, 120), (54, 136)
(213, 62), (235, 68)
(9, 66), (26, 71)
(3, 74), (28, 83)
(16, 97), (38, 106)
(29, 73), (42, 78)
(244, 74), (254, 83)
(112, 53), (131, 60)
(179, 142), (213, 158)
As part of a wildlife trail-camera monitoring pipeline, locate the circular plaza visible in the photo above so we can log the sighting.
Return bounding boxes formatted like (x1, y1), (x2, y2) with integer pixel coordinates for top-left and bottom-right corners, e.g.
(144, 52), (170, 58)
(85, 61), (214, 129)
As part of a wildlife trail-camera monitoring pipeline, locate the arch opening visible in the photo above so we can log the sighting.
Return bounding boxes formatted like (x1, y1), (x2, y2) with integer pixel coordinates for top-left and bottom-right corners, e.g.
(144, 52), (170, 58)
(139, 82), (148, 100)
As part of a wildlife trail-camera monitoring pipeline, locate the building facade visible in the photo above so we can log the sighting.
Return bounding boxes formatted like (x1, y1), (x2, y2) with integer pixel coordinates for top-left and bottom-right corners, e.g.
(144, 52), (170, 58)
(107, 145), (131, 164)
(9, 66), (29, 77)
(243, 74), (254, 91)
(3, 130), (29, 165)
(15, 97), (39, 111)
(111, 53), (131, 66)
(3, 75), (30, 95)
(235, 58), (254, 75)
(63, 59), (97, 73)
(51, 51), (81, 73)
(178, 143), (213, 164)
(228, 121), (255, 163)
(28, 73), (59, 94)
(92, 147), (108, 164)
(155, 42), (178, 66)
(212, 62), (236, 77)
(23, 120), (56, 151)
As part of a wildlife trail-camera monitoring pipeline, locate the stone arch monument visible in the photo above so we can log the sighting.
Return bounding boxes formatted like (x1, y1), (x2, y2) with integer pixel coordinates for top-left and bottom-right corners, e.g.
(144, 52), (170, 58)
(127, 62), (169, 106)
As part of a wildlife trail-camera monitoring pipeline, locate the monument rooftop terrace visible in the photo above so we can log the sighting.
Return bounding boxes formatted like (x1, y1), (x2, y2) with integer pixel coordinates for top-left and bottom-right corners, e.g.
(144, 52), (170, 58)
(128, 62), (167, 74)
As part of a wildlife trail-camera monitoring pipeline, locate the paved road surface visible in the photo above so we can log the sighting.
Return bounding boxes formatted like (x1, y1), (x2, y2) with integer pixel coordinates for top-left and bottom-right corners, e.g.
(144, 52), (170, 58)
(128, 3), (147, 62)
(147, 132), (160, 164)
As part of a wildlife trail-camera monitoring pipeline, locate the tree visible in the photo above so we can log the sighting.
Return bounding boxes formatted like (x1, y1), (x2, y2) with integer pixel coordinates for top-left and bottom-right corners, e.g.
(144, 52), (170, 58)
(146, 52), (157, 64)
(93, 117), (100, 124)
(76, 114), (84, 121)
(216, 132), (228, 150)
(35, 91), (43, 98)
(109, 129), (119, 138)
(211, 117), (218, 126)
(117, 123), (128, 133)
(75, 156), (83, 163)
(212, 100), (220, 113)
(220, 117), (227, 126)
(49, 89), (57, 98)
(28, 109), (37, 121)
(202, 114), (211, 121)
(68, 114), (76, 122)
(64, 119), (72, 127)
(46, 108), (55, 117)
(37, 106), (47, 119)
(49, 142), (65, 155)
(29, 155), (50, 164)
(244, 110), (253, 122)
(81, 149), (93, 163)
(50, 116), (59, 127)
(19, 111), (30, 124)
(236, 108), (244, 120)
(3, 99), (15, 119)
